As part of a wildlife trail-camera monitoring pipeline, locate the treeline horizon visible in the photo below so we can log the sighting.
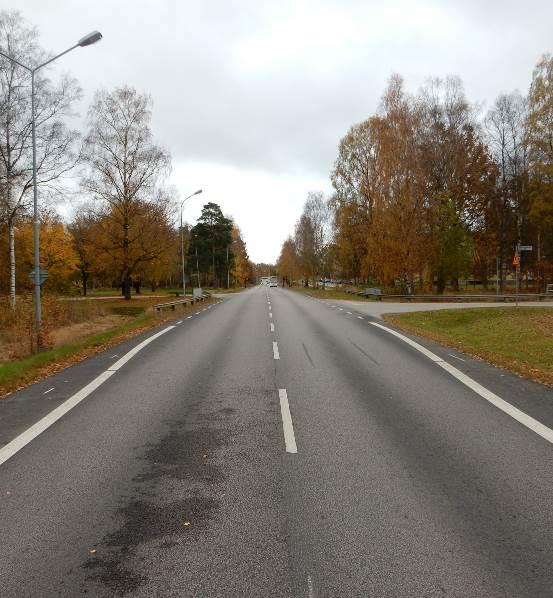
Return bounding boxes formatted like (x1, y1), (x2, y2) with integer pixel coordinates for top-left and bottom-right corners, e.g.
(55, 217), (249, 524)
(278, 54), (553, 293)
(0, 11), (255, 301)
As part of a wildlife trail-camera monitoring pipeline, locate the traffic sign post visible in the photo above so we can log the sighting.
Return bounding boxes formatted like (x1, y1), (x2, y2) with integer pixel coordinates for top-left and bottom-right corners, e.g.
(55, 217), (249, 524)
(513, 243), (532, 307)
(27, 267), (48, 287)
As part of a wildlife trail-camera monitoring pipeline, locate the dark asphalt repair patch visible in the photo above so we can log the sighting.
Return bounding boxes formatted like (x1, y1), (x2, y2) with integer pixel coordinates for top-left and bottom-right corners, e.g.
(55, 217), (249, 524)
(82, 419), (230, 595)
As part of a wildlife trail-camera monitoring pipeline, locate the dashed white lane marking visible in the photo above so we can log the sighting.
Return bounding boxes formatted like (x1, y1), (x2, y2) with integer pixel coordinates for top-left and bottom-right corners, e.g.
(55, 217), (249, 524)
(176, 320), (182, 324)
(186, 315), (193, 319)
(371, 322), (553, 445)
(273, 341), (280, 360)
(346, 311), (352, 315)
(357, 316), (364, 320)
(338, 307), (344, 311)
(307, 574), (315, 598)
(278, 389), (297, 454)
(269, 313), (273, 319)
(43, 388), (55, 395)
(0, 325), (176, 468)
(449, 353), (465, 362)
(270, 322), (275, 332)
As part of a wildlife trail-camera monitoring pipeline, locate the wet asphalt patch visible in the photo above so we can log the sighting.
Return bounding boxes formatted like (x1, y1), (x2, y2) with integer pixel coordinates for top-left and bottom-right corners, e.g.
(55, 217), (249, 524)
(82, 418), (230, 595)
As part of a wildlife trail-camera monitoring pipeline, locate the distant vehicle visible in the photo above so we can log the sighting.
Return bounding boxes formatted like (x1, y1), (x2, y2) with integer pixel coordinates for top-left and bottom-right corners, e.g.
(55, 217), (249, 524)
(260, 277), (270, 285)
(269, 276), (278, 287)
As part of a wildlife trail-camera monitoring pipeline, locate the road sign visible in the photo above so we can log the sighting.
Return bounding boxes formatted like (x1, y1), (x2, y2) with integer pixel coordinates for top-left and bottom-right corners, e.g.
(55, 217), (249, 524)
(519, 245), (533, 251)
(27, 266), (49, 286)
(512, 254), (520, 267)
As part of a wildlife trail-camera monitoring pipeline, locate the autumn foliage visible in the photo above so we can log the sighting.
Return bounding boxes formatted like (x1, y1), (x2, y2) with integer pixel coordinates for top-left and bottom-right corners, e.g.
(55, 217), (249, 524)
(279, 58), (553, 293)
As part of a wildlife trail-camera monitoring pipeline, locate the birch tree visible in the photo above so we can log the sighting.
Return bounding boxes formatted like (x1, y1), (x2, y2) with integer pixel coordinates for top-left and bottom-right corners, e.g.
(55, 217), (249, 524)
(81, 86), (171, 299)
(0, 11), (81, 305)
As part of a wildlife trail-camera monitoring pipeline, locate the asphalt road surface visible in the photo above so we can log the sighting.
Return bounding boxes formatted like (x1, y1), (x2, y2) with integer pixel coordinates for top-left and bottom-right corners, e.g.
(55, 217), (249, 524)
(1, 287), (553, 597)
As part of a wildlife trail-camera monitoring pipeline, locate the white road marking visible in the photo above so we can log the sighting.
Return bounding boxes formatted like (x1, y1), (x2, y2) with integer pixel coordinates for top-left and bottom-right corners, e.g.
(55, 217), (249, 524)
(346, 311), (352, 315)
(0, 370), (115, 467)
(449, 353), (466, 362)
(110, 354), (119, 358)
(176, 320), (182, 324)
(270, 322), (275, 332)
(357, 316), (364, 320)
(370, 322), (443, 362)
(43, 387), (55, 395)
(278, 389), (297, 453)
(273, 342), (280, 360)
(108, 327), (175, 371)
(0, 325), (177, 468)
(371, 322), (553, 445)
(307, 574), (315, 598)
(269, 312), (273, 319)
(186, 315), (193, 319)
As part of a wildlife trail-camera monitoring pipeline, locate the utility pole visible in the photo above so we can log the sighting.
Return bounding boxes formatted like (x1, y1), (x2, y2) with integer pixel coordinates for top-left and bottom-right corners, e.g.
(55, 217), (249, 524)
(226, 246), (230, 289)
(196, 246), (200, 288)
(0, 30), (103, 351)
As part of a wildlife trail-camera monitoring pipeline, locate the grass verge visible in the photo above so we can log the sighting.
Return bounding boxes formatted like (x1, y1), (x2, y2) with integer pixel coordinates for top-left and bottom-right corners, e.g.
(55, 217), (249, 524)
(0, 298), (216, 399)
(290, 286), (367, 301)
(384, 307), (553, 386)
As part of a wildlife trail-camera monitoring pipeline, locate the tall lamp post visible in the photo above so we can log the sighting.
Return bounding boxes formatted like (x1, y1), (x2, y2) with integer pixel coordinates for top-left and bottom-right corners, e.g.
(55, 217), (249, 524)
(180, 189), (202, 296)
(0, 30), (103, 351)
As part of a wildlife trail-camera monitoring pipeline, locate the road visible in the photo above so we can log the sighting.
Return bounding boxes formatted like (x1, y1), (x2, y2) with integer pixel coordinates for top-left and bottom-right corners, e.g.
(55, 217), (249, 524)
(1, 286), (553, 597)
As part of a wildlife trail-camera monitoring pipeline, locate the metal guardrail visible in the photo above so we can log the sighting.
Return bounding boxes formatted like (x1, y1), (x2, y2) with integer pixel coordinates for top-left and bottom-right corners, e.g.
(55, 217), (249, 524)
(344, 290), (553, 302)
(153, 293), (210, 312)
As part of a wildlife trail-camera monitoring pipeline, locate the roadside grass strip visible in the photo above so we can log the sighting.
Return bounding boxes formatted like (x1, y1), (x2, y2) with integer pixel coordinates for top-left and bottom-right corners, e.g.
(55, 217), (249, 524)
(384, 307), (553, 386)
(371, 322), (553, 446)
(0, 326), (175, 467)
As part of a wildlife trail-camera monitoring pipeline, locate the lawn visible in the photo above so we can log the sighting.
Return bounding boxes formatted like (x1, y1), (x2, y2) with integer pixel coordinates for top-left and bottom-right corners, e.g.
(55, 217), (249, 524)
(385, 307), (553, 386)
(290, 286), (367, 301)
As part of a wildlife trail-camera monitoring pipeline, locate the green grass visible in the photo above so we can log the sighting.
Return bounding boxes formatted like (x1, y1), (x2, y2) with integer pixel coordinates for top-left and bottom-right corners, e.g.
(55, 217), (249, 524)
(0, 314), (153, 392)
(385, 307), (553, 386)
(290, 286), (368, 301)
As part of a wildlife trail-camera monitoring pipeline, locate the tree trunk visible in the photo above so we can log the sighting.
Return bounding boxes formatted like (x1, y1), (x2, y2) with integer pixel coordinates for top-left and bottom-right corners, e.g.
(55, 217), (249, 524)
(436, 270), (446, 294)
(9, 218), (16, 308)
(81, 268), (88, 296)
(123, 275), (132, 300)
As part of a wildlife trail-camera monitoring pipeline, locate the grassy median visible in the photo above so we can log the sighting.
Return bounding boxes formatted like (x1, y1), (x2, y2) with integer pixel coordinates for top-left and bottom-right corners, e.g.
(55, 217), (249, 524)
(384, 307), (553, 386)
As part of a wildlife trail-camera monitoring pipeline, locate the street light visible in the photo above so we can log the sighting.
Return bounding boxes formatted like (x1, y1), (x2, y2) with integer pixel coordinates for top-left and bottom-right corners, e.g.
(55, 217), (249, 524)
(180, 189), (203, 297)
(0, 30), (102, 351)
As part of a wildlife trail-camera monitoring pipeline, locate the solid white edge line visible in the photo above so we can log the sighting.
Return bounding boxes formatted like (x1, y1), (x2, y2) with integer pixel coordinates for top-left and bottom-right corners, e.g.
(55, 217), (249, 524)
(0, 324), (178, 468)
(371, 322), (553, 445)
(273, 341), (280, 360)
(0, 370), (116, 467)
(278, 389), (298, 453)
(437, 361), (553, 444)
(108, 326), (175, 371)
(370, 322), (443, 362)
(270, 322), (275, 332)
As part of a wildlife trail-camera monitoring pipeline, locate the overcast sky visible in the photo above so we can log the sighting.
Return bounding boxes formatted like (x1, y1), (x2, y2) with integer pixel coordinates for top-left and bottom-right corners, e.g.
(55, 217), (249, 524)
(14, 0), (553, 262)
